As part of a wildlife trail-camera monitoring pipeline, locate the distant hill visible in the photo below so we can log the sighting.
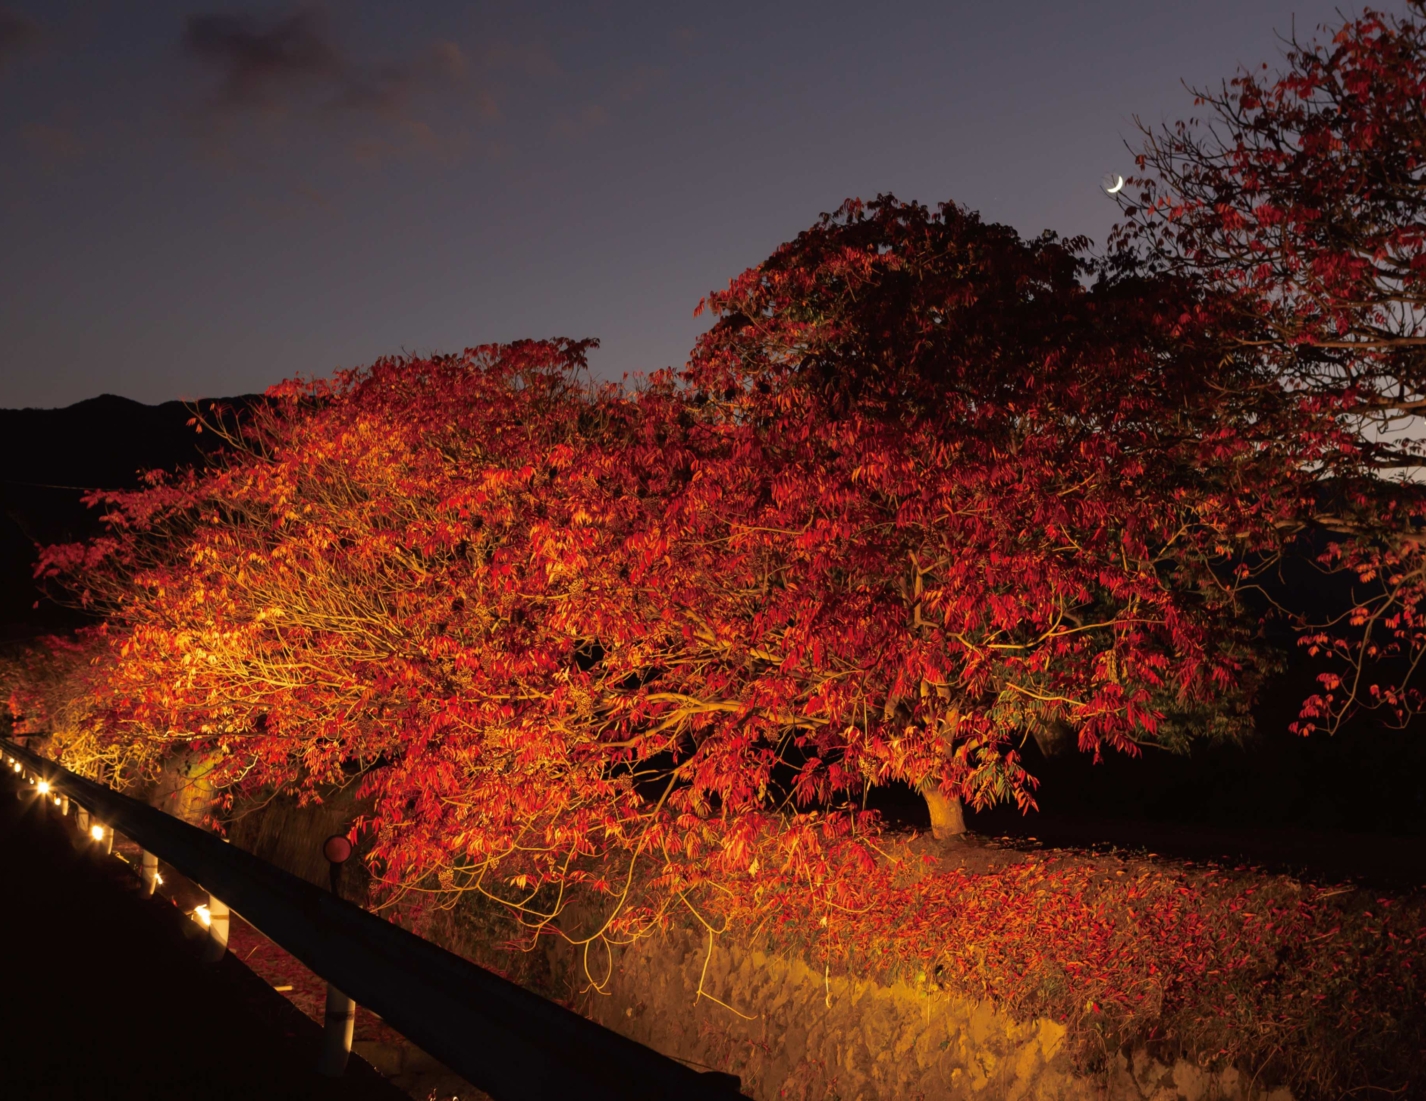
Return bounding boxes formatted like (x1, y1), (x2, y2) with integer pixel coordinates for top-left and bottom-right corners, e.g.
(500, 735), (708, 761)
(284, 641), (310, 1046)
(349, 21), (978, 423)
(0, 393), (253, 639)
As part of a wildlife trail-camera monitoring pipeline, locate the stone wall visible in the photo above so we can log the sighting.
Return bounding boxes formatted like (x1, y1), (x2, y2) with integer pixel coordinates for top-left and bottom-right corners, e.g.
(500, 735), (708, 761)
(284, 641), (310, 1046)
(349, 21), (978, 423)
(555, 927), (1293, 1101)
(222, 784), (371, 895)
(222, 795), (1295, 1101)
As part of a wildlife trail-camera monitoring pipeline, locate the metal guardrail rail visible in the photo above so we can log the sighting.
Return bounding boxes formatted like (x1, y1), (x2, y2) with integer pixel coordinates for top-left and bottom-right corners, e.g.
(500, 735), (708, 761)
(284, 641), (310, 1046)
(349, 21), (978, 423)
(2, 738), (749, 1101)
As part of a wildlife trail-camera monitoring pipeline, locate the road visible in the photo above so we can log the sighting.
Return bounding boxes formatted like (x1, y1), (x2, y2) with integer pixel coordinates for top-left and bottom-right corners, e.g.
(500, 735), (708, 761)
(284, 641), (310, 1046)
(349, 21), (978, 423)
(0, 770), (410, 1101)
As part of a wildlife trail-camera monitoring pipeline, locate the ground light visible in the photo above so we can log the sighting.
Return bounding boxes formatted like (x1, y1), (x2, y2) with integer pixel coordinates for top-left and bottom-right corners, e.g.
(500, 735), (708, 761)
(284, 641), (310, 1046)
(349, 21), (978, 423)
(89, 824), (105, 842)
(36, 780), (50, 795)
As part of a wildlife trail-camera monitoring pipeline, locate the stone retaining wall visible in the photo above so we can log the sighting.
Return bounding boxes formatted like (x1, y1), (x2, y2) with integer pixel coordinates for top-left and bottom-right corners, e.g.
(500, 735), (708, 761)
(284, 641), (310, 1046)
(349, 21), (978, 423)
(556, 927), (1293, 1101)
(223, 794), (1295, 1101)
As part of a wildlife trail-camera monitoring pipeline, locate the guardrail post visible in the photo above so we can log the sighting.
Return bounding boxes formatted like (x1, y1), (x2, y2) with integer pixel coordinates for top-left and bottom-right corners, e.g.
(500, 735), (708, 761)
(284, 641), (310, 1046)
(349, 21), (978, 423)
(317, 833), (356, 1076)
(76, 806), (90, 834)
(200, 895), (230, 962)
(60, 794), (69, 817)
(141, 850), (159, 895)
(0, 737), (753, 1101)
(317, 985), (357, 1076)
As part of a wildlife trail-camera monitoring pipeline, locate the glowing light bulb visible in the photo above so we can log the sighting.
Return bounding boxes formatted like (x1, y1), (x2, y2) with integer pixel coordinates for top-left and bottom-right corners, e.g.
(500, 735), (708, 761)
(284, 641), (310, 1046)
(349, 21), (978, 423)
(90, 824), (105, 842)
(194, 904), (212, 927)
(36, 781), (50, 795)
(154, 873), (164, 886)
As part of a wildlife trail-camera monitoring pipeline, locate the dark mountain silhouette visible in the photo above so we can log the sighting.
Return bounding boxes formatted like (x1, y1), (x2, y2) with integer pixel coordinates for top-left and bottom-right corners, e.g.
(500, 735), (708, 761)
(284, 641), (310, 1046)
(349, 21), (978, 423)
(0, 393), (252, 640)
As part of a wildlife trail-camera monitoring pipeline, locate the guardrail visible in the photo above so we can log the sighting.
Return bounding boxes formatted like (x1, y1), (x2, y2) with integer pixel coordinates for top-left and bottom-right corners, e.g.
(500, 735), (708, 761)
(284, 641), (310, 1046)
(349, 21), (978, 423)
(2, 739), (748, 1101)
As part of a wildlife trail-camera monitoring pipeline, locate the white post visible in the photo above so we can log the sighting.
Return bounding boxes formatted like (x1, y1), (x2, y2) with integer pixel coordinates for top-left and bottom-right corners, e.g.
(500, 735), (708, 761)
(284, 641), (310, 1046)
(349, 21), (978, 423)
(141, 850), (159, 896)
(59, 794), (69, 817)
(316, 984), (355, 1076)
(200, 895), (230, 962)
(101, 825), (113, 855)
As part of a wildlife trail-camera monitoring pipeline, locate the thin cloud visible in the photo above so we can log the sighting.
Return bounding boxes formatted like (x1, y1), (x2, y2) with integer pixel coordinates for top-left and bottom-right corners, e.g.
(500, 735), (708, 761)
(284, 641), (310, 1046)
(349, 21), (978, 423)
(180, 6), (488, 167)
(549, 66), (664, 142)
(22, 122), (82, 165)
(0, 9), (39, 68)
(181, 6), (451, 121)
(430, 40), (467, 80)
(552, 103), (609, 141)
(333, 62), (413, 117)
(612, 65), (666, 104)
(183, 7), (347, 114)
(480, 39), (560, 81)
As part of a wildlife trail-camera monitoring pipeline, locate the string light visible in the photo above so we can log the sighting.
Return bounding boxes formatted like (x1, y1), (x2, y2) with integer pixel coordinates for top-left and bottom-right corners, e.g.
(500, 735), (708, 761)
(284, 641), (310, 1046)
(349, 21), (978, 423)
(89, 824), (105, 842)
(194, 904), (212, 927)
(36, 781), (50, 795)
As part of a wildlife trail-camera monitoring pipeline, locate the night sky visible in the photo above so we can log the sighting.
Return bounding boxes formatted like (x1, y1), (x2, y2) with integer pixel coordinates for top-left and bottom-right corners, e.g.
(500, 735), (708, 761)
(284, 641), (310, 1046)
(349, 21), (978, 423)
(0, 1), (1376, 408)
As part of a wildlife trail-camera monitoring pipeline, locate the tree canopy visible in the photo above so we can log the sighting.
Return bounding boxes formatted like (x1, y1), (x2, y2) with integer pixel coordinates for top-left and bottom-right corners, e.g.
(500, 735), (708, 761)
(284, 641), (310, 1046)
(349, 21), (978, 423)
(1119, 0), (1426, 732)
(12, 196), (1335, 940)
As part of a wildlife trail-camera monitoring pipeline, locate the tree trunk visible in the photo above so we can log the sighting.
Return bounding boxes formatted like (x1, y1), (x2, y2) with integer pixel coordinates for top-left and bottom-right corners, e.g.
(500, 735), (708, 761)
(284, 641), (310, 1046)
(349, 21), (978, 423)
(153, 749), (220, 825)
(921, 785), (966, 839)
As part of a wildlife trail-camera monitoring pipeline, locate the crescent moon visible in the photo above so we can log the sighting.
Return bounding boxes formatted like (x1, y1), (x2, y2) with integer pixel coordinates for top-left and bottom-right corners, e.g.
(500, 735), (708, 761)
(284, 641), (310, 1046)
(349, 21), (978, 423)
(1105, 174), (1125, 194)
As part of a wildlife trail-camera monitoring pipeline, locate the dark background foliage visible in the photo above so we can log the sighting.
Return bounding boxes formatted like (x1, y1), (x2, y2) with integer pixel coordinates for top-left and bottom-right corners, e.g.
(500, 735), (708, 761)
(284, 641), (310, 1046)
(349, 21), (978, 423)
(0, 395), (244, 638)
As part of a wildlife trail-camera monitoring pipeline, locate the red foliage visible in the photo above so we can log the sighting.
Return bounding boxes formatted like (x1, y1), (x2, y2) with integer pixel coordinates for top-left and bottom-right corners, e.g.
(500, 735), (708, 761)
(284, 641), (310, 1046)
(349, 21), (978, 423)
(674, 197), (1317, 816)
(21, 200), (1336, 954)
(755, 848), (1424, 1097)
(1117, 2), (1426, 732)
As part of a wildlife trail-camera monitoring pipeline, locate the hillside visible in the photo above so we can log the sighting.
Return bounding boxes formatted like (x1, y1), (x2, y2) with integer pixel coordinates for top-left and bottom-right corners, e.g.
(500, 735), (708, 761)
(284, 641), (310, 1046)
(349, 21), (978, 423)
(0, 394), (248, 639)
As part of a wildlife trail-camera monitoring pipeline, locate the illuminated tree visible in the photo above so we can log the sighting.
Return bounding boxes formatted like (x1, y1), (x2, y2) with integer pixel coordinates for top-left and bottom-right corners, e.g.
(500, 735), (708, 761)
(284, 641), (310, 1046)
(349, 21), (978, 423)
(678, 196), (1318, 836)
(26, 200), (1328, 941)
(1117, 1), (1426, 732)
(1, 630), (144, 784)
